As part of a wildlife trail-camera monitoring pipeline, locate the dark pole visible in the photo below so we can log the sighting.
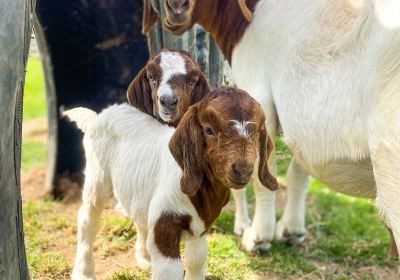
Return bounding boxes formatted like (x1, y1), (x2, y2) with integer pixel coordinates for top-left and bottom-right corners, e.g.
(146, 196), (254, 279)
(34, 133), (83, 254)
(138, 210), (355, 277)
(34, 1), (149, 198)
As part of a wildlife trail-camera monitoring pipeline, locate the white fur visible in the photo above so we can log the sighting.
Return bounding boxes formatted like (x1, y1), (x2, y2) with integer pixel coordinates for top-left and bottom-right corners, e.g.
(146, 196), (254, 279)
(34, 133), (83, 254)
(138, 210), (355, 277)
(227, 0), (400, 256)
(157, 51), (187, 122)
(64, 104), (207, 280)
(61, 107), (97, 132)
(158, 51), (187, 98)
(230, 120), (254, 139)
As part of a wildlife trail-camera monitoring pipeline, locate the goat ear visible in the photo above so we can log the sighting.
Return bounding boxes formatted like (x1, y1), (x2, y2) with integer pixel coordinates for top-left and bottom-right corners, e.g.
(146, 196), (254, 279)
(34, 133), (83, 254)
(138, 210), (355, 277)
(127, 68), (154, 116)
(191, 73), (211, 104)
(169, 105), (204, 196)
(142, 0), (159, 34)
(258, 124), (279, 190)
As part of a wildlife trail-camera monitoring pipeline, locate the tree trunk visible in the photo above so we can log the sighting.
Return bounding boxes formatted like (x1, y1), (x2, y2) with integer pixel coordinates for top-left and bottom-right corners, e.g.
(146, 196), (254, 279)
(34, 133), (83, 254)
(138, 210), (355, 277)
(0, 0), (31, 278)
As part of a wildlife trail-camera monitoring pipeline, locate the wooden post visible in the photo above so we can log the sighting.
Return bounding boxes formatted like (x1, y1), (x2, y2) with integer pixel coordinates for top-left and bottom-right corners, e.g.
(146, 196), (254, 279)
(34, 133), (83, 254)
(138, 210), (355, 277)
(146, 0), (223, 88)
(0, 0), (31, 278)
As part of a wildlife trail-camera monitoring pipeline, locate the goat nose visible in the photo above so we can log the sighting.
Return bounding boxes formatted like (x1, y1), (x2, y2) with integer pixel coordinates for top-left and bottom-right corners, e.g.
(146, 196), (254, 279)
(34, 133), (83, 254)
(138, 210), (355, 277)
(232, 162), (254, 178)
(160, 95), (178, 110)
(167, 0), (189, 14)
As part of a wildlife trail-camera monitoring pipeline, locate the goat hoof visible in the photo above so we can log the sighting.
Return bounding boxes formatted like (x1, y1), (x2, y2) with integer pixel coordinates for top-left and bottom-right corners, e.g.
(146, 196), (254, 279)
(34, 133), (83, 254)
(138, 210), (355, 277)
(283, 232), (305, 245)
(275, 219), (306, 245)
(71, 272), (96, 280)
(241, 227), (272, 253)
(234, 219), (252, 236)
(136, 255), (151, 272)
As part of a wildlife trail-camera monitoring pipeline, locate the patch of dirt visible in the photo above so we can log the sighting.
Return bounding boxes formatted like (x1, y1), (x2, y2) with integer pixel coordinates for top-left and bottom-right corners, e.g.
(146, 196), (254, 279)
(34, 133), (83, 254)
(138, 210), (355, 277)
(54, 174), (83, 204)
(22, 117), (47, 142)
(21, 167), (49, 202)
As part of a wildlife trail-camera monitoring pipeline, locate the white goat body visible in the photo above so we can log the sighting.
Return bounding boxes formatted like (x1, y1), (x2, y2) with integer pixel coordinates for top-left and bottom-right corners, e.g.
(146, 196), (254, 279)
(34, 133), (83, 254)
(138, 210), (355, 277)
(65, 104), (206, 280)
(227, 0), (400, 255)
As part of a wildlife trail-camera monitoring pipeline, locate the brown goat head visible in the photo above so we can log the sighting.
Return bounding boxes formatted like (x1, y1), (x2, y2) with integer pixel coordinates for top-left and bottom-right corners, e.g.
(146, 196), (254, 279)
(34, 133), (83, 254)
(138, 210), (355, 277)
(142, 0), (254, 35)
(169, 87), (278, 196)
(127, 49), (210, 126)
(142, 0), (195, 34)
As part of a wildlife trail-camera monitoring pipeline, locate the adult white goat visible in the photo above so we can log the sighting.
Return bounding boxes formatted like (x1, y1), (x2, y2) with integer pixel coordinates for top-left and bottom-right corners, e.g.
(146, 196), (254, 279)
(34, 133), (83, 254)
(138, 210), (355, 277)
(143, 0), (400, 258)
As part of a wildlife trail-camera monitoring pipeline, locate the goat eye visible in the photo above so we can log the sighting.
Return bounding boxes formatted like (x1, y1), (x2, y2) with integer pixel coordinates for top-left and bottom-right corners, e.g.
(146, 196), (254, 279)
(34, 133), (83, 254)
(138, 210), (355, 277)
(188, 79), (198, 87)
(148, 76), (157, 86)
(204, 127), (215, 137)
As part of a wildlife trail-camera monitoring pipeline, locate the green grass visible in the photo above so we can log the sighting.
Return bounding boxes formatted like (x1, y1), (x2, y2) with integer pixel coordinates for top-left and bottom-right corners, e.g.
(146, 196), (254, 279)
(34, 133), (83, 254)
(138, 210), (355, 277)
(24, 57), (47, 119)
(109, 148), (393, 280)
(97, 215), (136, 256)
(23, 200), (72, 279)
(21, 140), (47, 173)
(107, 270), (149, 280)
(306, 181), (392, 267)
(276, 137), (292, 177)
(22, 57), (47, 173)
(22, 57), (397, 279)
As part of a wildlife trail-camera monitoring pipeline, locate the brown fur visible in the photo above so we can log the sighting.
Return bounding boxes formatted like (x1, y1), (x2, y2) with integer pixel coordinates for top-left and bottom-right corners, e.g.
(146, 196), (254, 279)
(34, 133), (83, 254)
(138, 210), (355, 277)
(258, 126), (279, 190)
(389, 228), (399, 257)
(190, 178), (231, 232)
(169, 87), (278, 230)
(142, 0), (158, 33)
(169, 105), (205, 196)
(154, 212), (192, 258)
(126, 49), (211, 126)
(127, 67), (154, 116)
(191, 0), (259, 62)
(142, 0), (259, 62)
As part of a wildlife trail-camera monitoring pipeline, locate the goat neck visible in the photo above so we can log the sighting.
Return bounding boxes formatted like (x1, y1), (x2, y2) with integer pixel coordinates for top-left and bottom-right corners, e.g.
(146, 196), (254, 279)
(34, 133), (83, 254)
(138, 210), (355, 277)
(193, 0), (259, 63)
(189, 173), (230, 233)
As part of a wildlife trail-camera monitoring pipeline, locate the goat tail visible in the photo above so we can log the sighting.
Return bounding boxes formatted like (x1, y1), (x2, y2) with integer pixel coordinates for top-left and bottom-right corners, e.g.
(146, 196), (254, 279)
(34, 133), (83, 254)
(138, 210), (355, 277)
(62, 107), (97, 132)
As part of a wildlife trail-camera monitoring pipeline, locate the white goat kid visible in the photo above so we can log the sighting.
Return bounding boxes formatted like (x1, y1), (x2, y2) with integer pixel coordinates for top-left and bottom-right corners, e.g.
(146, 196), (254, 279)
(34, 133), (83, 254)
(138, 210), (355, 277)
(68, 105), (188, 279)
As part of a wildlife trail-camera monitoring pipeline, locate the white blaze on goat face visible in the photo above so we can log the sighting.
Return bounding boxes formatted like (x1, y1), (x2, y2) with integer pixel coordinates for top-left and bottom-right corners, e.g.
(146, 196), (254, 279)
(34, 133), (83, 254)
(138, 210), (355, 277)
(230, 120), (254, 139)
(157, 51), (187, 98)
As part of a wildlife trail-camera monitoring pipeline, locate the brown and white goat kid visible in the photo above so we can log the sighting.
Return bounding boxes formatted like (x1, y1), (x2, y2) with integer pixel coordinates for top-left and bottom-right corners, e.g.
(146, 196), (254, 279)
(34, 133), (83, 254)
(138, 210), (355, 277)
(64, 88), (278, 280)
(127, 48), (210, 126)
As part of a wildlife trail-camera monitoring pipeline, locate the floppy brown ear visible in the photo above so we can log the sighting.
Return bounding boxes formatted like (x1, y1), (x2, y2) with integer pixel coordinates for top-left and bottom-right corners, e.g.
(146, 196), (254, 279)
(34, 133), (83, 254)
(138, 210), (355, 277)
(258, 124), (279, 190)
(126, 68), (154, 116)
(191, 73), (211, 104)
(142, 0), (159, 34)
(169, 105), (204, 196)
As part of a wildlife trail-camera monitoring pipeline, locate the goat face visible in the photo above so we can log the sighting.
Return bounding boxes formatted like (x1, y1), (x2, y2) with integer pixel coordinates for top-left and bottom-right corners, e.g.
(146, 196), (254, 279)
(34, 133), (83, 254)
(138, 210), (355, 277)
(142, 0), (195, 34)
(127, 49), (210, 126)
(163, 0), (196, 34)
(169, 87), (278, 196)
(142, 0), (253, 35)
